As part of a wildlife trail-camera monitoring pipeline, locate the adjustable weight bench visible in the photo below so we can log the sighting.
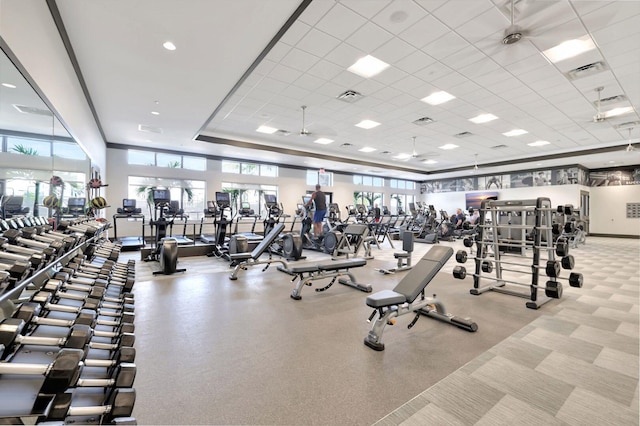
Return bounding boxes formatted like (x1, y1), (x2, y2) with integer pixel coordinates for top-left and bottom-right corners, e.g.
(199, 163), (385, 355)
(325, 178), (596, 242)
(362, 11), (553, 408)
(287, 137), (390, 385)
(287, 258), (370, 300)
(364, 245), (478, 351)
(229, 223), (289, 280)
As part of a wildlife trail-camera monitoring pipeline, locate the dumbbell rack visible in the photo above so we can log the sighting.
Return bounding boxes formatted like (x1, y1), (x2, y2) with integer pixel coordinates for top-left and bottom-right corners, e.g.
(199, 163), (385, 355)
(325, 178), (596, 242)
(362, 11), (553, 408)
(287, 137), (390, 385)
(471, 197), (564, 309)
(0, 218), (136, 424)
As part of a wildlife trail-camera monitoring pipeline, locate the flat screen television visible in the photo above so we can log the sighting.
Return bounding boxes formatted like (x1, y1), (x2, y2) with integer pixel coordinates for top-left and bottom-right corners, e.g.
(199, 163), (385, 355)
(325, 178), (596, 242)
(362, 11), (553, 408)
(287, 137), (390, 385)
(68, 197), (86, 207)
(465, 192), (498, 211)
(264, 194), (277, 205)
(153, 189), (171, 204)
(215, 192), (230, 207)
(123, 199), (136, 208)
(302, 196), (311, 206)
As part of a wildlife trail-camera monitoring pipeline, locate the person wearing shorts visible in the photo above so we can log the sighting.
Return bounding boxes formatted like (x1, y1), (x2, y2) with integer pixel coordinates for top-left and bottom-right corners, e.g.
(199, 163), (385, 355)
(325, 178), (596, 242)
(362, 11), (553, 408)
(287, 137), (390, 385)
(306, 184), (327, 237)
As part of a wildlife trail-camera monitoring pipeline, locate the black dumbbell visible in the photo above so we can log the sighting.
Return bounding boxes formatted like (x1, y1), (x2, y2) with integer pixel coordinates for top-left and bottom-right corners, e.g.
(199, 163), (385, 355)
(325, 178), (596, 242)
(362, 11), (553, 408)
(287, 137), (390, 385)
(0, 235), (60, 263)
(0, 348), (135, 394)
(37, 285), (134, 313)
(0, 247), (46, 270)
(0, 319), (130, 359)
(21, 226), (76, 252)
(44, 388), (135, 422)
(30, 292), (135, 324)
(2, 228), (61, 254)
(57, 220), (99, 237)
(55, 269), (135, 294)
(14, 302), (135, 345)
(43, 279), (134, 306)
(0, 258), (32, 283)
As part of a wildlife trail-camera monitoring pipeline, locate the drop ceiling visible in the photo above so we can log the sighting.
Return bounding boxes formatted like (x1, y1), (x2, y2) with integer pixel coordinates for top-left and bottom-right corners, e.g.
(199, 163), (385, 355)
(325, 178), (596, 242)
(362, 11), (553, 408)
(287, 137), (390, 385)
(8, 0), (640, 180)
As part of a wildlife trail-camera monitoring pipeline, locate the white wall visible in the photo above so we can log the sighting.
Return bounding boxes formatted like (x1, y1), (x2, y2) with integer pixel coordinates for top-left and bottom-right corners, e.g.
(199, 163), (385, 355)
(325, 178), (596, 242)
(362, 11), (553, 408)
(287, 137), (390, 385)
(589, 185), (640, 236)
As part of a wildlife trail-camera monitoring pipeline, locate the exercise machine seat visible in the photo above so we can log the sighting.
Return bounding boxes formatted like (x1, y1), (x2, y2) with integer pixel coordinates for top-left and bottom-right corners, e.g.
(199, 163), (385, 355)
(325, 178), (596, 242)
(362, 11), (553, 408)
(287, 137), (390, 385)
(229, 222), (285, 261)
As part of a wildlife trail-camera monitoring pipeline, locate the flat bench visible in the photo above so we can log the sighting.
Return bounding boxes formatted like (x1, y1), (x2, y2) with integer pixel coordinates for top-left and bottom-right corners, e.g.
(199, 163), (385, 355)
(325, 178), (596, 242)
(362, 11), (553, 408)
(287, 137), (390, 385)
(287, 258), (370, 300)
(364, 245), (477, 351)
(229, 223), (289, 280)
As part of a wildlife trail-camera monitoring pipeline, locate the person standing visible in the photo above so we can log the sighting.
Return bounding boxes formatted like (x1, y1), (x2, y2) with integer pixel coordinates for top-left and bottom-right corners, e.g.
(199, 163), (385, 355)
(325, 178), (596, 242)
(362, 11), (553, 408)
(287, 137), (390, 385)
(305, 184), (327, 237)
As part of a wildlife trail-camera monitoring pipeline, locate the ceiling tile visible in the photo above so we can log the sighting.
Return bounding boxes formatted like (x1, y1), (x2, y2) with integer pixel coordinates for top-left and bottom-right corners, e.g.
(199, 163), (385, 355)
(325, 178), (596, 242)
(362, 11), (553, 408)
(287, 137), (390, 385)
(345, 21), (393, 52)
(279, 20), (312, 46)
(455, 6), (510, 43)
(324, 42), (366, 68)
(296, 28), (341, 58)
(430, 0), (494, 29)
(393, 50), (437, 74)
(372, 37), (417, 64)
(339, 0), (392, 20)
(298, 0), (335, 26)
(440, 45), (486, 69)
(280, 48), (320, 72)
(371, 0), (430, 35)
(423, 31), (470, 60)
(398, 14), (451, 49)
(306, 59), (344, 81)
(315, 3), (368, 40)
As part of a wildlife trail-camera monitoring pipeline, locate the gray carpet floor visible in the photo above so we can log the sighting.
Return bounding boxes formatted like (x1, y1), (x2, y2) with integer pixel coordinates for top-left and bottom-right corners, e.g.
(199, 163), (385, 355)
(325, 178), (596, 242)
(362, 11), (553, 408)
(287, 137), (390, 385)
(122, 236), (639, 425)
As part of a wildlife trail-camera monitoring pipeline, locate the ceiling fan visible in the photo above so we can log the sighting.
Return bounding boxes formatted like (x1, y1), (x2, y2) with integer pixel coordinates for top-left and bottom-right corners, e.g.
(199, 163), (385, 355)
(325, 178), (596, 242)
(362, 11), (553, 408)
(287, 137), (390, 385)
(299, 105), (311, 136)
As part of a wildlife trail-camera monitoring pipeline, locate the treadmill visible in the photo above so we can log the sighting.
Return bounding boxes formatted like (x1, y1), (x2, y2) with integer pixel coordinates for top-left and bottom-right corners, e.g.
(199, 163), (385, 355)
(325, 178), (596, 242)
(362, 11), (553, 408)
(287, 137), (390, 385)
(232, 201), (263, 246)
(112, 198), (145, 250)
(199, 201), (218, 244)
(166, 200), (193, 245)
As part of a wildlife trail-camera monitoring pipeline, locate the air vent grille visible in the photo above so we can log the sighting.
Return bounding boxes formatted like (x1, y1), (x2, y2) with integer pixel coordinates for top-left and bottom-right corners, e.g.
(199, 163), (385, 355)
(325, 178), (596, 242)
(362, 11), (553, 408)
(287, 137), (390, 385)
(616, 121), (640, 130)
(13, 104), (53, 117)
(276, 129), (291, 136)
(412, 116), (435, 125)
(566, 61), (607, 80)
(380, 150), (392, 155)
(491, 144), (508, 149)
(595, 94), (627, 106)
(138, 124), (163, 134)
(336, 90), (363, 103)
(340, 143), (353, 147)
(455, 131), (473, 138)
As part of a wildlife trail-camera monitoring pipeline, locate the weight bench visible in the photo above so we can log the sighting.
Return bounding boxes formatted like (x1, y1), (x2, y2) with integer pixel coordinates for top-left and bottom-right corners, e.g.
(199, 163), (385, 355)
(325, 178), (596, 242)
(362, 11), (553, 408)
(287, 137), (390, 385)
(229, 223), (289, 280)
(376, 230), (413, 274)
(286, 258), (370, 300)
(364, 245), (478, 351)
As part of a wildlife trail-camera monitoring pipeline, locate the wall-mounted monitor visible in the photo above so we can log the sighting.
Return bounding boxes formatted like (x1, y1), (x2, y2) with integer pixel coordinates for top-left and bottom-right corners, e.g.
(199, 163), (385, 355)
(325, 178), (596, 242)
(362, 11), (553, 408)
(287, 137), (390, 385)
(153, 189), (171, 204)
(123, 199), (136, 208)
(465, 192), (498, 211)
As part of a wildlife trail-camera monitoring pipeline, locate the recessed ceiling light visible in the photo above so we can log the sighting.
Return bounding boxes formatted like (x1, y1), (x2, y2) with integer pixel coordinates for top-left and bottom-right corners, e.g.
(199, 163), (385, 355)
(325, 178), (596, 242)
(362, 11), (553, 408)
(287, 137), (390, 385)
(358, 147), (377, 153)
(542, 35), (596, 63)
(347, 55), (389, 78)
(423, 159), (438, 165)
(503, 129), (528, 137)
(608, 160), (616, 164)
(438, 144), (459, 150)
(355, 120), (380, 129)
(393, 153), (412, 160)
(256, 125), (278, 134)
(469, 113), (498, 124)
(163, 41), (177, 51)
(528, 140), (550, 147)
(603, 106), (634, 118)
(314, 138), (334, 145)
(421, 91), (455, 106)
(1, 83), (16, 89)
(151, 111), (160, 116)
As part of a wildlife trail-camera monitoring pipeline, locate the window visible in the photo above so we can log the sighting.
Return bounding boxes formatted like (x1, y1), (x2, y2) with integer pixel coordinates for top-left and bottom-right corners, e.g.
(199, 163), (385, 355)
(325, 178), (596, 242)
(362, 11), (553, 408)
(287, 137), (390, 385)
(260, 164), (278, 177)
(127, 149), (207, 170)
(183, 155), (206, 171)
(241, 163), (259, 175)
(222, 161), (240, 174)
(157, 152), (182, 168)
(7, 137), (51, 157)
(221, 182), (278, 216)
(54, 141), (87, 160)
(390, 179), (415, 190)
(128, 150), (155, 165)
(128, 176), (206, 220)
(307, 170), (333, 187)
(390, 193), (414, 215)
(353, 175), (384, 187)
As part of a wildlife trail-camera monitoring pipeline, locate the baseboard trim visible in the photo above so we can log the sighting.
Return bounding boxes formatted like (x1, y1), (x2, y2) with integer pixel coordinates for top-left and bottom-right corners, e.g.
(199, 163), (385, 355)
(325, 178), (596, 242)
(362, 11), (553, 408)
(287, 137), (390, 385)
(588, 233), (640, 239)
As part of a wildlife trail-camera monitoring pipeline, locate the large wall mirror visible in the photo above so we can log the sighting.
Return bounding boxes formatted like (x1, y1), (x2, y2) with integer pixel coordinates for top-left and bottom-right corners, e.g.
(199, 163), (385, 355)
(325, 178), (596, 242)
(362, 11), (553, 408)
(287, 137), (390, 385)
(0, 45), (90, 220)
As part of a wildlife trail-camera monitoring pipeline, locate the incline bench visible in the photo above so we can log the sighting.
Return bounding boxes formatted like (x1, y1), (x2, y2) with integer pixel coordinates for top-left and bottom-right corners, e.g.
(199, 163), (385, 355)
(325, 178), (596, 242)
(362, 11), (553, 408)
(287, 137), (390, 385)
(286, 258), (370, 300)
(229, 223), (289, 280)
(364, 245), (478, 351)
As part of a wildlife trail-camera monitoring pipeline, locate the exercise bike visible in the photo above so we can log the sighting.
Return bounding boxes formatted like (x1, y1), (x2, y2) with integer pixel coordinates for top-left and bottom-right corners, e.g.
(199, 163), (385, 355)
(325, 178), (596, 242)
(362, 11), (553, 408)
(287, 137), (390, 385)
(145, 188), (186, 275)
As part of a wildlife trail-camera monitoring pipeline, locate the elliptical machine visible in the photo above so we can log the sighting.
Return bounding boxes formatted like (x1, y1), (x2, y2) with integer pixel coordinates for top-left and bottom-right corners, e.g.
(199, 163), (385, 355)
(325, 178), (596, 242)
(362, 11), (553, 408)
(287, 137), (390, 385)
(263, 194), (303, 260)
(146, 188), (186, 275)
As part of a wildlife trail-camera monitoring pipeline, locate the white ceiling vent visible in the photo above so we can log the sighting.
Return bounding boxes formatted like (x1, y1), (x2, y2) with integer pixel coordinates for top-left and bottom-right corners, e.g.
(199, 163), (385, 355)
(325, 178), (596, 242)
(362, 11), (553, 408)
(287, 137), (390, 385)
(138, 124), (163, 134)
(412, 116), (435, 125)
(491, 144), (508, 149)
(616, 120), (640, 130)
(595, 94), (627, 107)
(340, 143), (353, 147)
(566, 61), (607, 80)
(455, 131), (473, 138)
(276, 129), (291, 136)
(336, 90), (363, 103)
(13, 104), (53, 117)
(380, 150), (392, 155)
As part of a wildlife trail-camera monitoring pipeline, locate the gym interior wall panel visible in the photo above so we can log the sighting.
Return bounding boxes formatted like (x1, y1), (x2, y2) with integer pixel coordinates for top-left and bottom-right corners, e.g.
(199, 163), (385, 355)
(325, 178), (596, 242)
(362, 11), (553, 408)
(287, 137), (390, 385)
(589, 185), (640, 236)
(0, 0), (107, 173)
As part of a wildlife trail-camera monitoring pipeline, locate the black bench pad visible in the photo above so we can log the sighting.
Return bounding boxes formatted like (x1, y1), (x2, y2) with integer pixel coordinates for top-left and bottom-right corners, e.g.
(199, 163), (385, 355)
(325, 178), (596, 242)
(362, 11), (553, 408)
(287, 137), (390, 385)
(318, 258), (366, 271)
(366, 290), (407, 308)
